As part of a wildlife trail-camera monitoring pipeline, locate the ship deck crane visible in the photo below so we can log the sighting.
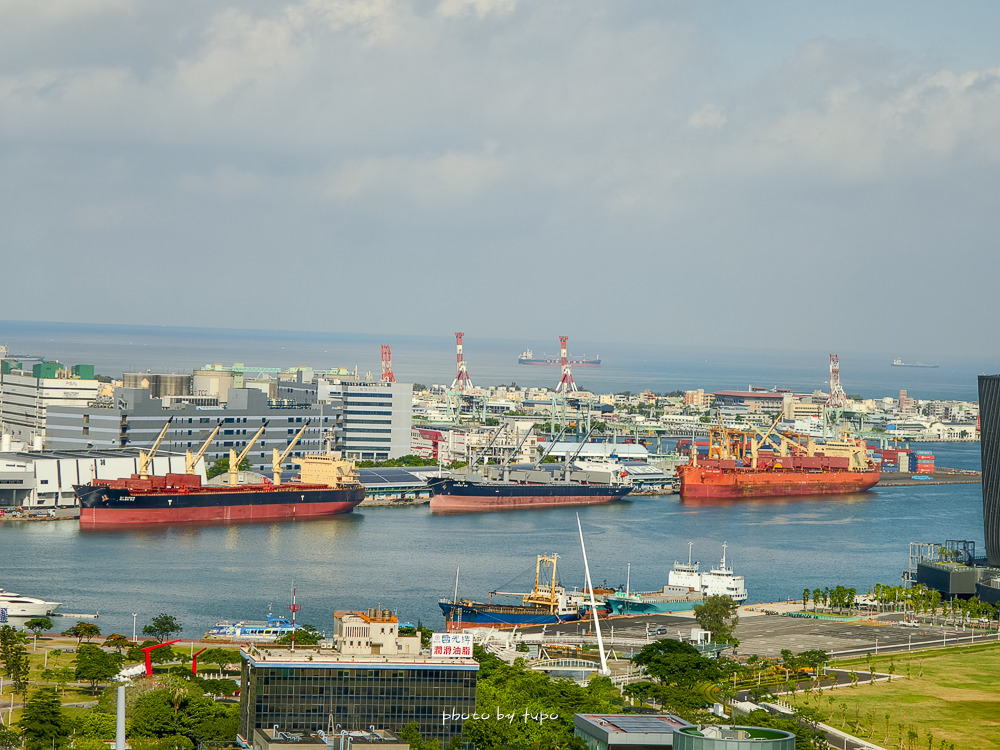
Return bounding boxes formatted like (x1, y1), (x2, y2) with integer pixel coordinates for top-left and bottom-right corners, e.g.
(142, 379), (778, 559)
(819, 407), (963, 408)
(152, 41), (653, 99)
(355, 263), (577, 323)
(272, 420), (311, 485)
(532, 427), (567, 470)
(468, 424), (508, 469)
(139, 417), (174, 480)
(562, 427), (597, 479)
(186, 420), (223, 475)
(229, 420), (269, 487)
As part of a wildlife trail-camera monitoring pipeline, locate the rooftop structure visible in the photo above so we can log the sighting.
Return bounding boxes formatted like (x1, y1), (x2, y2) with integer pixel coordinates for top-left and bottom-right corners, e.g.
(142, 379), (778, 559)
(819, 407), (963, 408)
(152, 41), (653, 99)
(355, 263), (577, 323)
(238, 611), (477, 744)
(574, 713), (693, 748)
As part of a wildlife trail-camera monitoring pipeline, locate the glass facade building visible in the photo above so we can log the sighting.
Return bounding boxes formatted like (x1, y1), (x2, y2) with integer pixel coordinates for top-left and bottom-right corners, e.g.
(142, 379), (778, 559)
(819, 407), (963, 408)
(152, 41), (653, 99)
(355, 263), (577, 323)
(238, 652), (478, 744)
(979, 375), (1000, 567)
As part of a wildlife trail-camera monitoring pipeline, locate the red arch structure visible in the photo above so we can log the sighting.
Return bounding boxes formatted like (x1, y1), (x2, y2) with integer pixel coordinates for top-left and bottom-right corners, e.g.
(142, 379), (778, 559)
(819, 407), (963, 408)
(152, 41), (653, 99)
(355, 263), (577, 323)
(191, 648), (207, 676)
(141, 639), (182, 677)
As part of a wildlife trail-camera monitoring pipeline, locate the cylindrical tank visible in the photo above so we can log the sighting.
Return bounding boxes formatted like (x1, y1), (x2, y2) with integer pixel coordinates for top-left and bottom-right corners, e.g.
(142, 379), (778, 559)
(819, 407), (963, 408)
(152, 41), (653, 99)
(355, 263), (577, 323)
(32, 435), (43, 451)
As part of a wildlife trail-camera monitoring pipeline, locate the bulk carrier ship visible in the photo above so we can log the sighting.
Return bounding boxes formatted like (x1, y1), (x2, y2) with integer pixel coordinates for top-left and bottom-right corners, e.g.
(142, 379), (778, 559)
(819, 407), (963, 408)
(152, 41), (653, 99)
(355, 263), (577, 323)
(428, 426), (631, 512)
(75, 419), (364, 527)
(676, 420), (879, 499)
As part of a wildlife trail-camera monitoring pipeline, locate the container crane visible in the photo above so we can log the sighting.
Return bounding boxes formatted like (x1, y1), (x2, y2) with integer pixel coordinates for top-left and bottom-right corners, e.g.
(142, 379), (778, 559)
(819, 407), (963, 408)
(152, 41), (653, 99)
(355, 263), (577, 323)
(138, 417), (174, 480)
(229, 420), (269, 487)
(272, 420), (311, 486)
(186, 420), (223, 475)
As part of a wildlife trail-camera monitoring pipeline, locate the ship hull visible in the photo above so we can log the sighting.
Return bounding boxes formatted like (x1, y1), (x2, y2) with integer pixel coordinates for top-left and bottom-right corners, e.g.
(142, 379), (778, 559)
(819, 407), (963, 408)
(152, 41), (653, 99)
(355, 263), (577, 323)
(518, 358), (600, 367)
(75, 484), (365, 527)
(439, 601), (580, 632)
(428, 478), (630, 512)
(677, 467), (879, 499)
(604, 596), (701, 617)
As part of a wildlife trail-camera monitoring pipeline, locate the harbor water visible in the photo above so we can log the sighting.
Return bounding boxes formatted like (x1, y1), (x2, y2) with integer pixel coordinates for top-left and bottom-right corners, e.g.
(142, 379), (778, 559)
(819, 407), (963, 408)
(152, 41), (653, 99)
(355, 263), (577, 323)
(0, 443), (983, 640)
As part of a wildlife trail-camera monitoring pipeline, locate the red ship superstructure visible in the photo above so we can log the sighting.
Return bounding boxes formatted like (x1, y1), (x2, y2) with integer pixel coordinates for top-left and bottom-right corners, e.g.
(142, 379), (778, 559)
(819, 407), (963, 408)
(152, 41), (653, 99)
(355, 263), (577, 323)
(677, 419), (879, 500)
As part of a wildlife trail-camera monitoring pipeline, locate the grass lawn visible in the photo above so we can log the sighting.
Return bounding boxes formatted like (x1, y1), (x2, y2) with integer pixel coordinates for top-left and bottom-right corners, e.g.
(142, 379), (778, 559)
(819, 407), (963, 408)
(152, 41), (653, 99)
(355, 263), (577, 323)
(784, 643), (1000, 750)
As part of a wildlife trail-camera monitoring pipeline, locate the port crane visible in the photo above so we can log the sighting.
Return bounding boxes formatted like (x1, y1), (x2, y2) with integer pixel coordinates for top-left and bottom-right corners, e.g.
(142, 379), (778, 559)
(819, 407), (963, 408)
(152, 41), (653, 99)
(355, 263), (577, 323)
(185, 420), (223, 474)
(272, 420), (311, 485)
(229, 420), (269, 487)
(138, 417), (174, 480)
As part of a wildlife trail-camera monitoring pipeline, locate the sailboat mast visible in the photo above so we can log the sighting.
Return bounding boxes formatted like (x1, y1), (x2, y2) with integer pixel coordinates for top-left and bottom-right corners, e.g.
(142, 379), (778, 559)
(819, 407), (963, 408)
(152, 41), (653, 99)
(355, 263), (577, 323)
(577, 513), (609, 676)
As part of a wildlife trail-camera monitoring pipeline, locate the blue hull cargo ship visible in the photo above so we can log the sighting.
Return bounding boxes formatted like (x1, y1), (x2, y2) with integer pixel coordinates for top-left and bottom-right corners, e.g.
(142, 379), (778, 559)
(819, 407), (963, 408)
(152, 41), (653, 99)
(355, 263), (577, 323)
(439, 554), (582, 631)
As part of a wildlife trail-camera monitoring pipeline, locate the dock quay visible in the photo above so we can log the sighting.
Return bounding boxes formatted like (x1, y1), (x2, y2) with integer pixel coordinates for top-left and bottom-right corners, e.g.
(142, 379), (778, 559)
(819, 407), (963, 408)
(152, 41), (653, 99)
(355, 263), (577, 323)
(878, 467), (980, 486)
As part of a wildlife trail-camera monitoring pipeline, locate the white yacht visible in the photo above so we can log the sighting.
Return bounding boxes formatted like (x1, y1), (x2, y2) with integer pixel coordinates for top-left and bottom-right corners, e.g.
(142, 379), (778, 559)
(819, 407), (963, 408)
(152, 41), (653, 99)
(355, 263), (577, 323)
(0, 589), (62, 617)
(668, 542), (748, 603)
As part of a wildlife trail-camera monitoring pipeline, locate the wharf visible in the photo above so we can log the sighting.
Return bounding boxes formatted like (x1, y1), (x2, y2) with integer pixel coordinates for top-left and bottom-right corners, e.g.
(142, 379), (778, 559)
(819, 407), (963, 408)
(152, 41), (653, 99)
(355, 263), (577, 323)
(878, 467), (980, 486)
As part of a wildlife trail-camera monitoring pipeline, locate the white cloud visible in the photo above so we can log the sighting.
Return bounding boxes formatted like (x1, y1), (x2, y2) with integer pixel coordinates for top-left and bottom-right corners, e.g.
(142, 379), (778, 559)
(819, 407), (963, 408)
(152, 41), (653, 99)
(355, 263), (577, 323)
(688, 103), (726, 129)
(437, 0), (517, 19)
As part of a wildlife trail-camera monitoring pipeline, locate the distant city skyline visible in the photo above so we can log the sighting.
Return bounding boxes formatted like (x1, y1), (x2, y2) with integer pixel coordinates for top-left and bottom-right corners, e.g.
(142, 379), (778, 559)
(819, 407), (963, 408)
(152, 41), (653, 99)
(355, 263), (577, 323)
(3, 2), (999, 354)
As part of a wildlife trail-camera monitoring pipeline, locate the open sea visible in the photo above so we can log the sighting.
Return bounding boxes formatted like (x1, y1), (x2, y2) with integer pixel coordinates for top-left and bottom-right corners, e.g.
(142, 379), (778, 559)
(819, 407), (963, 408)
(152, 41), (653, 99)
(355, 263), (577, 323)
(0, 320), (989, 640)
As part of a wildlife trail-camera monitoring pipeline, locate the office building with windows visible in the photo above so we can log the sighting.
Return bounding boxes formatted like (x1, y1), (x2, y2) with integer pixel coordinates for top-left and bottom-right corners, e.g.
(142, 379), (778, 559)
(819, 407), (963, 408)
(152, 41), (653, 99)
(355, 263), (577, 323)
(238, 610), (476, 745)
(979, 374), (1000, 567)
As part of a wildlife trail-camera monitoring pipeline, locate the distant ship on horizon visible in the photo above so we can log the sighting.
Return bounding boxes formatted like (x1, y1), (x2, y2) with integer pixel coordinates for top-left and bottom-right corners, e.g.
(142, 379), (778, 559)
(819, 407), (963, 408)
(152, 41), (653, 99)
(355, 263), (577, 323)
(518, 349), (600, 367)
(891, 358), (939, 368)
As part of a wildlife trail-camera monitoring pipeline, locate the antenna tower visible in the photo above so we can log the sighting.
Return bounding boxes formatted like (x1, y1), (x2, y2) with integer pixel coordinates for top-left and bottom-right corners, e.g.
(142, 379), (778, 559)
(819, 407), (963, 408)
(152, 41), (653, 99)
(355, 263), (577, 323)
(381, 345), (396, 383)
(826, 354), (847, 408)
(287, 585), (301, 651)
(555, 336), (578, 393)
(451, 332), (473, 390)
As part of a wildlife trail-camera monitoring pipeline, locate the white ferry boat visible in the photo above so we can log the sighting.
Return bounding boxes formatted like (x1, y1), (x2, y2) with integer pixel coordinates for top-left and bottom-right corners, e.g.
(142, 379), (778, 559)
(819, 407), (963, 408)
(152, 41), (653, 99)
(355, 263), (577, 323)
(205, 612), (299, 642)
(668, 542), (748, 603)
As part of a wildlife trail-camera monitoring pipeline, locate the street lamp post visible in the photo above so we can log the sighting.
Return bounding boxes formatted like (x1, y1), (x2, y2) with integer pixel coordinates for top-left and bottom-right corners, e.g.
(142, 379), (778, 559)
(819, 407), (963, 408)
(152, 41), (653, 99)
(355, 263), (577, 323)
(132, 613), (138, 642)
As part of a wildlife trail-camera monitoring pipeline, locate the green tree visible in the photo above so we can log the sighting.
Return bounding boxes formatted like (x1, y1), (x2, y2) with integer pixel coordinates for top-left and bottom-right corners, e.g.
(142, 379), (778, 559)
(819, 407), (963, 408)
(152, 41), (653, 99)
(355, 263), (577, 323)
(693, 594), (740, 643)
(143, 614), (182, 643)
(75, 713), (117, 740)
(273, 626), (321, 646)
(62, 622), (101, 644)
(206, 457), (250, 479)
(75, 644), (124, 691)
(0, 726), (21, 750)
(72, 739), (112, 750)
(19, 688), (70, 750)
(103, 633), (132, 653)
(41, 667), (75, 695)
(24, 617), (54, 637)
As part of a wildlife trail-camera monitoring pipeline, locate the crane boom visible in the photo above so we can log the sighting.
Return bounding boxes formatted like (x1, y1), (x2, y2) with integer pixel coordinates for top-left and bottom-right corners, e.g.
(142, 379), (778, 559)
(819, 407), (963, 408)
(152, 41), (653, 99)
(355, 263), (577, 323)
(139, 417), (174, 479)
(229, 420), (269, 487)
(468, 424), (508, 469)
(532, 427), (567, 469)
(186, 420), (223, 475)
(272, 420), (312, 485)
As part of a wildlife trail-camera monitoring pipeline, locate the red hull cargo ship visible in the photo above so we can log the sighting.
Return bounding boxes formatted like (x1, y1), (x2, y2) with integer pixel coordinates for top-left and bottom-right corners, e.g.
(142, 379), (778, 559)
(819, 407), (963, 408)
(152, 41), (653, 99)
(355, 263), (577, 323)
(677, 424), (880, 500)
(75, 452), (364, 527)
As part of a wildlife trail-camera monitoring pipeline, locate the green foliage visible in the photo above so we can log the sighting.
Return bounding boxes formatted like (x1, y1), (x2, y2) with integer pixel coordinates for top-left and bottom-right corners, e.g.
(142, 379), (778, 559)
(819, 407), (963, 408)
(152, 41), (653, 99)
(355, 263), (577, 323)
(397, 722), (442, 750)
(0, 726), (21, 750)
(75, 712), (117, 739)
(1, 626), (32, 696)
(104, 633), (132, 653)
(740, 709), (826, 750)
(24, 617), (54, 636)
(632, 640), (721, 690)
(206, 456), (250, 479)
(143, 614), (183, 643)
(196, 648), (238, 672)
(75, 644), (125, 690)
(273, 627), (321, 646)
(72, 739), (112, 750)
(19, 688), (70, 750)
(62, 622), (101, 644)
(129, 686), (238, 745)
(355, 454), (439, 468)
(463, 649), (622, 749)
(693, 595), (740, 644)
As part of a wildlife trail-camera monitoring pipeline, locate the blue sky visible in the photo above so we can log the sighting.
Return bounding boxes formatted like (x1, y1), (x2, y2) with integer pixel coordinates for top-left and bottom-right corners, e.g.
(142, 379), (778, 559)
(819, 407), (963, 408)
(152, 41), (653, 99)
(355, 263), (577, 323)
(2, 1), (998, 356)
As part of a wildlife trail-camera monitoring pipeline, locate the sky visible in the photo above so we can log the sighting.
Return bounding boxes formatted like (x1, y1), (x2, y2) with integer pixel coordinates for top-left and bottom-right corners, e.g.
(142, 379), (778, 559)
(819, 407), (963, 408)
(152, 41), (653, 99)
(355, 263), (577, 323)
(2, 0), (999, 356)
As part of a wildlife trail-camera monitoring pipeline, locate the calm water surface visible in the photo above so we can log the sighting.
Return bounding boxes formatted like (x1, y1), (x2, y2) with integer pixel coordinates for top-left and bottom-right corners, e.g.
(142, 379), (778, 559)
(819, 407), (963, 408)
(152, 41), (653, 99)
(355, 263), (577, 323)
(1, 444), (984, 639)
